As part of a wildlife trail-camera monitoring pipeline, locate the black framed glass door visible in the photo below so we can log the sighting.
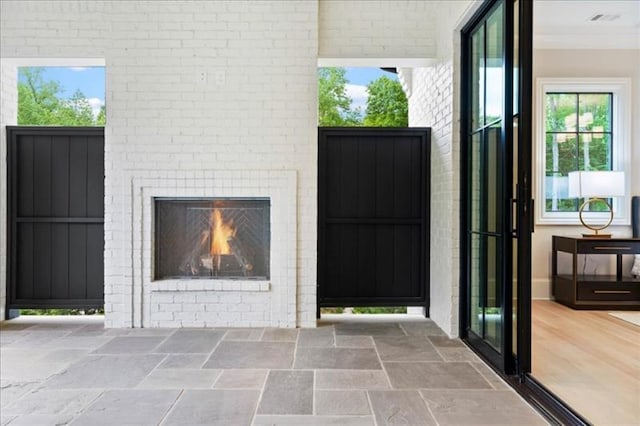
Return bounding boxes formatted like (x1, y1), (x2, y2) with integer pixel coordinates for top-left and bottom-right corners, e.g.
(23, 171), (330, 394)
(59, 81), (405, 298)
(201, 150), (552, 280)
(461, 0), (533, 375)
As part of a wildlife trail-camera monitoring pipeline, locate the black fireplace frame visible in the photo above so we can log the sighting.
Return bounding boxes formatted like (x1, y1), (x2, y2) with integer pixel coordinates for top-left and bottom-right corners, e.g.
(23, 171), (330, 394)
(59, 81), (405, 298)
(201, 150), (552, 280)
(153, 197), (271, 280)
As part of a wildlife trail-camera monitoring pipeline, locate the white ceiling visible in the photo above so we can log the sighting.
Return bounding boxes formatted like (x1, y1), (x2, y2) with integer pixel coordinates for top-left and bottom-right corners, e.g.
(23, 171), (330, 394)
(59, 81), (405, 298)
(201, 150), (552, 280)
(534, 0), (640, 49)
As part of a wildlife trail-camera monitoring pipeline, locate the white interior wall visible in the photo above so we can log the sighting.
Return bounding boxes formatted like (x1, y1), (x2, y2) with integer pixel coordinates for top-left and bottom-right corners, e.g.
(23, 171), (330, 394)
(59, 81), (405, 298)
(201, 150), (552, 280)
(532, 48), (640, 299)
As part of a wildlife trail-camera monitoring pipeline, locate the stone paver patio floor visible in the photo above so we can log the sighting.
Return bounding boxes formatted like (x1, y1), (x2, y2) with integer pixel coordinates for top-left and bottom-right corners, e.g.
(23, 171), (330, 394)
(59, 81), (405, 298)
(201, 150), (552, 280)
(0, 315), (548, 425)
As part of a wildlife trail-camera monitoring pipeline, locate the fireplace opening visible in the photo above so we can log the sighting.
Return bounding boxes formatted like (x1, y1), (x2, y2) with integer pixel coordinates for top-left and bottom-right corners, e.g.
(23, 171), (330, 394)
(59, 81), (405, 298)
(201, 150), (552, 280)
(154, 198), (270, 280)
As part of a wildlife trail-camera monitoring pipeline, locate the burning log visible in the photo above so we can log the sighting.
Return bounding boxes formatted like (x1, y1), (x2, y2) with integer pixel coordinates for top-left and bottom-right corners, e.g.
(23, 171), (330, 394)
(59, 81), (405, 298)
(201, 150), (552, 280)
(228, 237), (254, 276)
(179, 230), (210, 275)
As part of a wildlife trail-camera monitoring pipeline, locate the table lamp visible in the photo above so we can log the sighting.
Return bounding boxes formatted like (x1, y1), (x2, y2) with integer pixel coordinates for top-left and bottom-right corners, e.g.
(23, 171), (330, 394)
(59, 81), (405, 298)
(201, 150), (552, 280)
(568, 171), (625, 238)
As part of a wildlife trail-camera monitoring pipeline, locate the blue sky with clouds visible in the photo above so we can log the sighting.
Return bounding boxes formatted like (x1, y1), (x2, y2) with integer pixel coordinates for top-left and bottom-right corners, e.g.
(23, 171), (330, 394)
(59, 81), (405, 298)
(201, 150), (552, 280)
(19, 66), (105, 117)
(343, 67), (398, 113)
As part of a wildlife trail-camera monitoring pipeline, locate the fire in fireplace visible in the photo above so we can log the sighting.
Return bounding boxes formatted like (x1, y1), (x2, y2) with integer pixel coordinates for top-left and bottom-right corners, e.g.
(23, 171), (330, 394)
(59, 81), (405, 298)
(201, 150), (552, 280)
(154, 199), (270, 279)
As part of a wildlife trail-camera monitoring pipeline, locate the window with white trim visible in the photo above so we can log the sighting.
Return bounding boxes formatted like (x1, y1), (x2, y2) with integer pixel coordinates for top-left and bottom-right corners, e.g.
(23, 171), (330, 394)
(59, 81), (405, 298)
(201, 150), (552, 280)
(535, 78), (631, 225)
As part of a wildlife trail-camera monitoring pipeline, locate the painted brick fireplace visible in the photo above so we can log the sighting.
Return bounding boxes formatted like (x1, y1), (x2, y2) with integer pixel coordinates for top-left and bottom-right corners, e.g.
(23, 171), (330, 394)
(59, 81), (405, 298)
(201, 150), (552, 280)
(116, 170), (297, 328)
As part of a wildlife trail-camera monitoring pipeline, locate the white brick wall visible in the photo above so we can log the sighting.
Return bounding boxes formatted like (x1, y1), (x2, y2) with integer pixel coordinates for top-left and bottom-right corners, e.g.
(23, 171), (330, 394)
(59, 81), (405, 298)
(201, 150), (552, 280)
(319, 0), (438, 58)
(404, 63), (459, 337)
(0, 0), (474, 330)
(1, 0), (318, 327)
(0, 64), (17, 320)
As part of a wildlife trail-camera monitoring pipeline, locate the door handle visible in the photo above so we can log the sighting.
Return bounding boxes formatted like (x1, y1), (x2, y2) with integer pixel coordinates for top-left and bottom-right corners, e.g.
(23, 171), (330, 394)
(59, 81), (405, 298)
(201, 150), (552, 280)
(510, 198), (518, 237)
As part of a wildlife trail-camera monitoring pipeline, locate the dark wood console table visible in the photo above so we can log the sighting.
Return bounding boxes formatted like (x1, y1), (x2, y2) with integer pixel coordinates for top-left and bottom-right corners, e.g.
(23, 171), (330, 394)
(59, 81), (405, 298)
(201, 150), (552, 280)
(552, 235), (640, 310)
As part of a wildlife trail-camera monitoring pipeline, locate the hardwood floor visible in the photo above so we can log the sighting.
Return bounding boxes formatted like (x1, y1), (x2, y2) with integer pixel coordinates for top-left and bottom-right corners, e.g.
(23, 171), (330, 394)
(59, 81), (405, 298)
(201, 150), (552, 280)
(532, 300), (640, 426)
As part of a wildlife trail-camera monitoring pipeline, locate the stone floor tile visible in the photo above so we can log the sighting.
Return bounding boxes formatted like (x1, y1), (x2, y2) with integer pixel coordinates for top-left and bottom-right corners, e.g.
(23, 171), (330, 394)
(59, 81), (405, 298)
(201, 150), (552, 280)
(0, 332), (24, 346)
(44, 354), (165, 389)
(420, 389), (548, 425)
(108, 328), (176, 337)
(384, 362), (492, 389)
(157, 353), (208, 369)
(223, 328), (264, 341)
(71, 389), (181, 426)
(48, 335), (115, 350)
(92, 336), (166, 354)
(0, 322), (35, 331)
(335, 335), (374, 348)
(374, 336), (442, 362)
(400, 322), (447, 337)
(203, 341), (295, 369)
(253, 415), (375, 425)
(294, 347), (381, 370)
(5, 330), (72, 348)
(428, 335), (465, 347)
(2, 389), (101, 416)
(137, 368), (221, 389)
(38, 348), (91, 363)
(315, 370), (390, 390)
(297, 328), (335, 347)
(334, 323), (406, 336)
(0, 415), (16, 426)
(368, 390), (436, 425)
(436, 347), (482, 362)
(213, 369), (268, 389)
(315, 390), (371, 415)
(470, 361), (510, 390)
(2, 413), (76, 425)
(162, 389), (260, 425)
(154, 329), (225, 353)
(0, 360), (68, 382)
(68, 323), (110, 337)
(0, 381), (40, 409)
(257, 370), (314, 415)
(261, 328), (298, 341)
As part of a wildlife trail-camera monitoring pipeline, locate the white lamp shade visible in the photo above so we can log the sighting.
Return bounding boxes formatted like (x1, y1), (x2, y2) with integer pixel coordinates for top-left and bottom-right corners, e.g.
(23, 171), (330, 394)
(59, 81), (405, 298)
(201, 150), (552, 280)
(568, 171), (625, 198)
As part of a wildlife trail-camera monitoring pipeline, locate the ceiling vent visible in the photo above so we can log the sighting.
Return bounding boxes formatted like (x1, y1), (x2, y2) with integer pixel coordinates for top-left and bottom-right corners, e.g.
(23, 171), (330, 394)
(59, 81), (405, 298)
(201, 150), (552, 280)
(588, 13), (621, 22)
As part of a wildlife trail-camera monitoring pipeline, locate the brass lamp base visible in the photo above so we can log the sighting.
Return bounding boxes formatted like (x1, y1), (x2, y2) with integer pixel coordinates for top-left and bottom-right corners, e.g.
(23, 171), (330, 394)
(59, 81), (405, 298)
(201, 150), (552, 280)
(579, 197), (614, 238)
(581, 232), (612, 239)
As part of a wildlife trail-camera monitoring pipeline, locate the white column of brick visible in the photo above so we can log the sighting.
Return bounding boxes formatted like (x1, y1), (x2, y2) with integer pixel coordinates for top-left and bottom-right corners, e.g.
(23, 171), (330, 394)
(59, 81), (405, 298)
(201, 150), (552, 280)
(0, 63), (18, 320)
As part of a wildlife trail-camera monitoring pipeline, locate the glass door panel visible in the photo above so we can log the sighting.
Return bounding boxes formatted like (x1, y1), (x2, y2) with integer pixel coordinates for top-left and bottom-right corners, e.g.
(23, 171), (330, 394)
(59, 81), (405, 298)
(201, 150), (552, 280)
(465, 1), (506, 360)
(462, 0), (532, 374)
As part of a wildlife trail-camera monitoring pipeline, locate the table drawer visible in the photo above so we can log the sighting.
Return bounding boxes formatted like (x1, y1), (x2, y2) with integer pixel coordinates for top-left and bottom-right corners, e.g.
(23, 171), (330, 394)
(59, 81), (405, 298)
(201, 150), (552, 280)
(577, 240), (640, 254)
(577, 282), (640, 301)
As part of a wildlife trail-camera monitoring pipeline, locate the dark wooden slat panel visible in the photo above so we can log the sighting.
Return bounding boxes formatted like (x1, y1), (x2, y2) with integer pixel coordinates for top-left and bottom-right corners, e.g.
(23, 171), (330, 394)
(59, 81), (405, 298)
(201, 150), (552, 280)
(86, 224), (104, 299)
(86, 135), (104, 217)
(326, 138), (358, 218)
(410, 139), (422, 217)
(68, 224), (88, 299)
(375, 138), (394, 218)
(16, 223), (34, 300)
(356, 225), (376, 297)
(9, 128), (105, 308)
(69, 136), (88, 217)
(51, 224), (70, 299)
(325, 224), (357, 298)
(392, 138), (414, 218)
(51, 136), (70, 217)
(390, 225), (414, 297)
(17, 135), (35, 217)
(318, 128), (430, 308)
(17, 217), (105, 223)
(374, 225), (395, 297)
(33, 223), (52, 299)
(325, 218), (421, 225)
(357, 138), (376, 217)
(33, 136), (53, 217)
